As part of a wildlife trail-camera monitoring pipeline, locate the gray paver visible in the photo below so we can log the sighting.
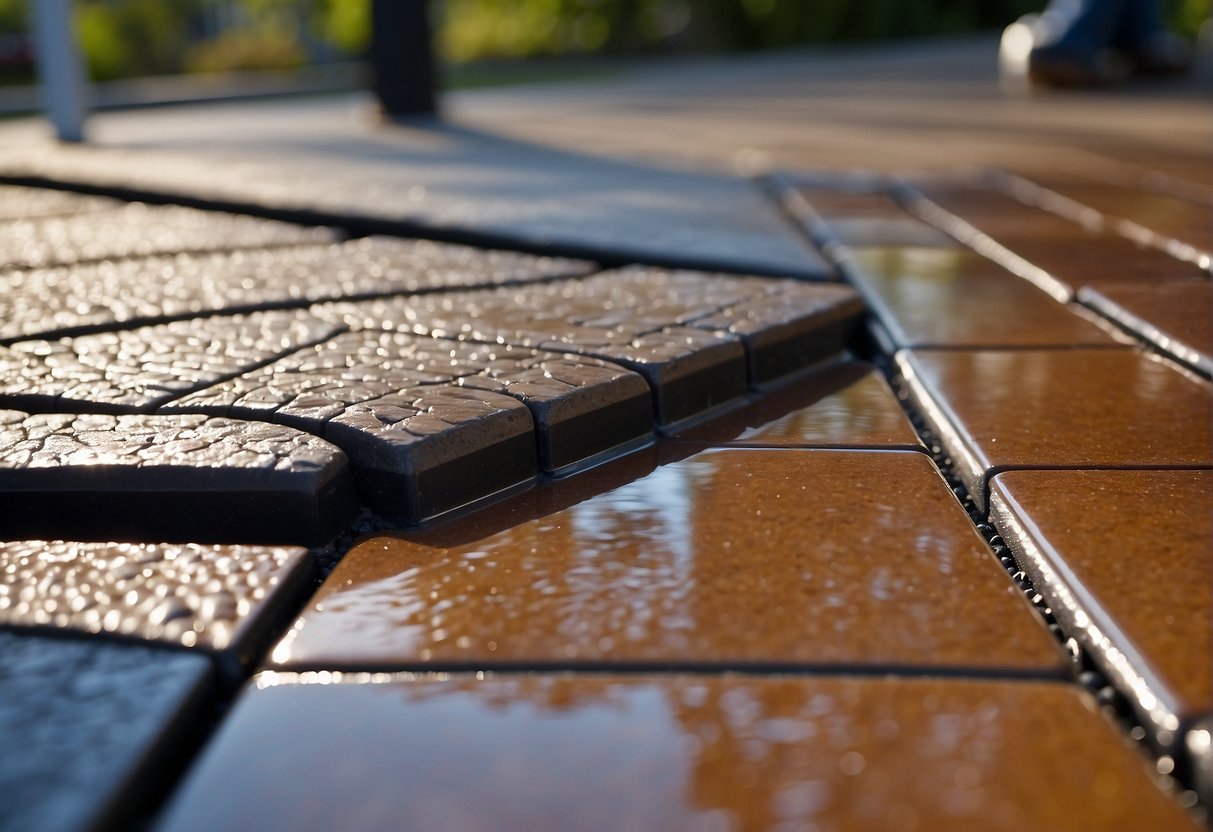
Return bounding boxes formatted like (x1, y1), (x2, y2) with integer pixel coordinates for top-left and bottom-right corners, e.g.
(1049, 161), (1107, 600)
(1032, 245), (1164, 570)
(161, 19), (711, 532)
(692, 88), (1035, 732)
(0, 540), (311, 678)
(0, 309), (344, 413)
(0, 630), (212, 832)
(0, 202), (336, 271)
(0, 411), (357, 544)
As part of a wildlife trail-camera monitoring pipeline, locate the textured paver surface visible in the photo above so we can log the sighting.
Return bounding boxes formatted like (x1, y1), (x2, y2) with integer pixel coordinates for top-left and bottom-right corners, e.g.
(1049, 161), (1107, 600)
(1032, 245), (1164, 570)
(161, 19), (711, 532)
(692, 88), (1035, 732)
(0, 33), (1209, 831)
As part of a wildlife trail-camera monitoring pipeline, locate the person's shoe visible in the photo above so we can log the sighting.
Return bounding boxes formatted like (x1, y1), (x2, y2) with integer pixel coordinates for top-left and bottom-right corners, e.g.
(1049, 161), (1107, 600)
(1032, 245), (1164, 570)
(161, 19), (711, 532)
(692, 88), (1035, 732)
(1132, 31), (1193, 74)
(1027, 42), (1132, 86)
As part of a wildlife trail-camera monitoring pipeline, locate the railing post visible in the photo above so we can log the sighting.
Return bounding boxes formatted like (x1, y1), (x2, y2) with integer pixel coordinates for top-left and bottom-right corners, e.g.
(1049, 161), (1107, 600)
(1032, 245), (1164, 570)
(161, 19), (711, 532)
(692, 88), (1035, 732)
(369, 0), (438, 118)
(30, 0), (89, 142)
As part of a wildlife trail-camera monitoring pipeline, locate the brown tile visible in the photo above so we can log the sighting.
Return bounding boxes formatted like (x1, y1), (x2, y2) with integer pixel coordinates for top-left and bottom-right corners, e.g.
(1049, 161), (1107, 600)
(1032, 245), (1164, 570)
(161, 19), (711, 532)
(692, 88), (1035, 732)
(840, 247), (1125, 349)
(989, 470), (1212, 755)
(786, 185), (958, 247)
(157, 674), (1199, 832)
(672, 361), (922, 450)
(0, 540), (311, 681)
(272, 449), (1060, 674)
(1080, 282), (1213, 377)
(897, 349), (1213, 510)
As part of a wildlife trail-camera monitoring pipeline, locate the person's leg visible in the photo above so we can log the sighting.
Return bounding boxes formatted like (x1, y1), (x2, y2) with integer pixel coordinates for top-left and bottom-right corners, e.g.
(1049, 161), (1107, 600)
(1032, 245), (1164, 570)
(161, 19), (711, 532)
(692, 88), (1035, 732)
(1115, 0), (1192, 71)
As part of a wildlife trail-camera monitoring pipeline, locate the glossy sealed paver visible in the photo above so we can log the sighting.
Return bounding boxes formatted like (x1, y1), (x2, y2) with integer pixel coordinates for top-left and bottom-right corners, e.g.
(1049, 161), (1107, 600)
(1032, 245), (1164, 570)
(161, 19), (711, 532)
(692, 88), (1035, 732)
(0, 309), (344, 413)
(839, 246), (1124, 349)
(0, 631), (212, 832)
(988, 470), (1212, 755)
(671, 361), (922, 450)
(0, 411), (358, 544)
(0, 540), (311, 679)
(1080, 281), (1213, 377)
(0, 203), (336, 271)
(0, 237), (592, 344)
(167, 330), (653, 478)
(897, 349), (1213, 509)
(272, 449), (1061, 674)
(782, 181), (959, 248)
(157, 673), (1199, 832)
(0, 184), (118, 221)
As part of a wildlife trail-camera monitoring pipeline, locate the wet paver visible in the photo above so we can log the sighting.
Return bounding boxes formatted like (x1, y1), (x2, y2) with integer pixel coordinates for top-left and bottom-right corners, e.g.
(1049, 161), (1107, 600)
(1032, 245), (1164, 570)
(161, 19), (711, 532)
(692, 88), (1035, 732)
(271, 448), (1061, 674)
(166, 330), (653, 479)
(1079, 281), (1213, 377)
(0, 237), (592, 344)
(897, 348), (1213, 509)
(671, 360), (922, 450)
(988, 470), (1212, 756)
(0, 203), (336, 271)
(0, 411), (358, 544)
(0, 630), (212, 832)
(323, 268), (863, 424)
(156, 673), (1198, 832)
(779, 178), (959, 249)
(0, 309), (344, 413)
(0, 540), (311, 679)
(0, 184), (118, 221)
(838, 246), (1125, 349)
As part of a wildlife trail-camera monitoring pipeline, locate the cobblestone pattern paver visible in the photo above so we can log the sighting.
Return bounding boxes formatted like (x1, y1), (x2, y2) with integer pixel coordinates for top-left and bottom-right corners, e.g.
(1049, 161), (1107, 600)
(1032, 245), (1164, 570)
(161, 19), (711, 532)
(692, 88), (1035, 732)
(0, 236), (592, 343)
(0, 309), (344, 413)
(0, 411), (357, 544)
(0, 203), (337, 271)
(167, 330), (653, 478)
(156, 674), (1200, 832)
(321, 267), (863, 423)
(0, 630), (212, 832)
(0, 184), (119, 221)
(0, 540), (311, 677)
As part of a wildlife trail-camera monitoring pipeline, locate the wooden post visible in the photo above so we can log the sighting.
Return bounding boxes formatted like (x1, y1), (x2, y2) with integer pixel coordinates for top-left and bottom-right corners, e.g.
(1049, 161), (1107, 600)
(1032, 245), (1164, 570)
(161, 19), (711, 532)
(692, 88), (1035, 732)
(369, 0), (438, 118)
(30, 0), (89, 142)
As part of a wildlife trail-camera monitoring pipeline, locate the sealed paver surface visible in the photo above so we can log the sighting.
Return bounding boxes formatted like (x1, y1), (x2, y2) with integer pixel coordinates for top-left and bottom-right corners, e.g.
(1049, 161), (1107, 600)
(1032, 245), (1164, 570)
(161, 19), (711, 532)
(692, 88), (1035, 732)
(1080, 281), (1213, 377)
(157, 674), (1199, 832)
(0, 631), (212, 832)
(897, 348), (1213, 508)
(989, 469), (1212, 753)
(272, 449), (1059, 673)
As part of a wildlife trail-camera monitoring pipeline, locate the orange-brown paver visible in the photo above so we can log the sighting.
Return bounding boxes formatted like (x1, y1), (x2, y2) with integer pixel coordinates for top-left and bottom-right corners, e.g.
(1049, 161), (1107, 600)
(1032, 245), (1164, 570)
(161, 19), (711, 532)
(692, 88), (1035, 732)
(1079, 281), (1213, 377)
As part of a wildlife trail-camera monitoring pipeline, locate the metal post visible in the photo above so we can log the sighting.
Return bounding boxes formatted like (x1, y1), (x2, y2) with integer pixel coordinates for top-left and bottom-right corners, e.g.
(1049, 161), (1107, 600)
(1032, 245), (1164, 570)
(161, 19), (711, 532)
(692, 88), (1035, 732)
(30, 0), (88, 142)
(370, 0), (438, 118)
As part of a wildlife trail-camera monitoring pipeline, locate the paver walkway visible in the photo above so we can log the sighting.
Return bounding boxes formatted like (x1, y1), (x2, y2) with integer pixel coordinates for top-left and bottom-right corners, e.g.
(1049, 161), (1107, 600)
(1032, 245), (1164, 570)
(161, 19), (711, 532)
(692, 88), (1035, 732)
(0, 35), (1210, 832)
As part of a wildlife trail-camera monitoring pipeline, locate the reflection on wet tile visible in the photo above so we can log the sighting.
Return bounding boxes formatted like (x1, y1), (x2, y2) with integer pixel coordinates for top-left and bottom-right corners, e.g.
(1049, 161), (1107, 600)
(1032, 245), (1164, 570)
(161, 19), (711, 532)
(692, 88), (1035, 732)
(0, 631), (212, 832)
(897, 349), (1213, 509)
(0, 411), (358, 544)
(785, 184), (959, 248)
(157, 673), (1199, 832)
(989, 470), (1212, 755)
(0, 540), (311, 679)
(0, 309), (343, 413)
(1080, 282), (1212, 377)
(672, 361), (921, 450)
(840, 247), (1124, 349)
(273, 449), (1059, 673)
(0, 203), (335, 271)
(0, 237), (593, 343)
(0, 184), (118, 221)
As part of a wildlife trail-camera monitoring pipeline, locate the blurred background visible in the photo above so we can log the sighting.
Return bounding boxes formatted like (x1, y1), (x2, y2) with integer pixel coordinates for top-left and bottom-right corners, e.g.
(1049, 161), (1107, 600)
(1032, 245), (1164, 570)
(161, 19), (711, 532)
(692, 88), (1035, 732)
(0, 0), (1207, 94)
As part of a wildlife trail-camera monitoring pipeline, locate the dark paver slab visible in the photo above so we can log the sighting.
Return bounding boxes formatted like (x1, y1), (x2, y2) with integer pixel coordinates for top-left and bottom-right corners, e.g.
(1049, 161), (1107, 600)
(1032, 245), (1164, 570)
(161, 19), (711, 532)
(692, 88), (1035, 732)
(0, 203), (336, 271)
(0, 236), (590, 344)
(166, 331), (651, 513)
(908, 181), (1208, 301)
(0, 411), (357, 544)
(0, 183), (118, 221)
(0, 630), (212, 832)
(0, 540), (311, 679)
(839, 246), (1125, 349)
(672, 360), (922, 450)
(781, 178), (959, 248)
(989, 469), (1212, 756)
(1080, 281), (1213, 377)
(157, 673), (1198, 832)
(897, 349), (1213, 509)
(0, 309), (344, 413)
(272, 448), (1060, 674)
(322, 268), (862, 424)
